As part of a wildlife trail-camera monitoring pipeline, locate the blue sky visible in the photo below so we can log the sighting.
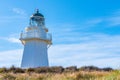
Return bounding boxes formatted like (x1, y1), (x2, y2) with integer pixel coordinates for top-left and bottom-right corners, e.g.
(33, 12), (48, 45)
(0, 0), (120, 68)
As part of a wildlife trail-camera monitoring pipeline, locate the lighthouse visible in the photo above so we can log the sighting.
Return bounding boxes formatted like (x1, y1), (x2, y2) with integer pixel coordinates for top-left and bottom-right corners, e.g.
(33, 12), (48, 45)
(20, 9), (52, 68)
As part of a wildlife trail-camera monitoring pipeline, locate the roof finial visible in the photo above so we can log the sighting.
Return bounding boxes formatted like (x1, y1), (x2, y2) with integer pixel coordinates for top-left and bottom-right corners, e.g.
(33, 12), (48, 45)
(36, 9), (39, 13)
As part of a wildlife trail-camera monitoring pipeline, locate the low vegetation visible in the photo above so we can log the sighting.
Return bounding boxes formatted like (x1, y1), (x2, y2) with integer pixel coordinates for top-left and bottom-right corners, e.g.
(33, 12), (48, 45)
(0, 66), (119, 80)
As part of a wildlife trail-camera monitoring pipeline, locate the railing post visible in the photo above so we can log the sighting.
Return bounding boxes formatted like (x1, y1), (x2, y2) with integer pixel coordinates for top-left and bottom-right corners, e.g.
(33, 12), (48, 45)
(20, 31), (23, 39)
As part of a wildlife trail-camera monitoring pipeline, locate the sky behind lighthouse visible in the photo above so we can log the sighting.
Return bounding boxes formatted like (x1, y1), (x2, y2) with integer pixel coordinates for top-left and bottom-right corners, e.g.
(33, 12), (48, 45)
(0, 0), (120, 68)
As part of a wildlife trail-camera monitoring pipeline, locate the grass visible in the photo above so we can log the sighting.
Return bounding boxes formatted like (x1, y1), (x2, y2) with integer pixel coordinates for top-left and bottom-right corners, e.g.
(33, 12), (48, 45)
(0, 71), (120, 80)
(0, 66), (119, 80)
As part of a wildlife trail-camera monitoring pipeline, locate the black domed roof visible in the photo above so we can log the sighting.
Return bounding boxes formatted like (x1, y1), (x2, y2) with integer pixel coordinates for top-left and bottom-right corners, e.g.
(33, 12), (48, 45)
(32, 9), (44, 17)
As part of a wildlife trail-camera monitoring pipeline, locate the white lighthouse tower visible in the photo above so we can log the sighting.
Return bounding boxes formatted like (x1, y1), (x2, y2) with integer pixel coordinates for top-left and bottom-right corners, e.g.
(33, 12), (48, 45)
(20, 9), (52, 68)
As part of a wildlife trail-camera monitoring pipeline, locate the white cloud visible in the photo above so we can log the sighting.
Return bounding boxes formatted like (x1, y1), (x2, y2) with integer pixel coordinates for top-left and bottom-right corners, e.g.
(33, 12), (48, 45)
(7, 37), (20, 43)
(0, 49), (23, 67)
(0, 33), (21, 43)
(49, 34), (120, 68)
(12, 8), (26, 16)
(93, 9), (120, 27)
(83, 14), (120, 27)
(84, 18), (103, 26)
(0, 37), (20, 43)
(107, 16), (120, 26)
(0, 8), (27, 24)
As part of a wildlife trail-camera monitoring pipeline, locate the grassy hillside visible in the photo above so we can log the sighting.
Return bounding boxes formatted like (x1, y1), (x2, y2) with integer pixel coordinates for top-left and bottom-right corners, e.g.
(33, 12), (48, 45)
(0, 66), (119, 80)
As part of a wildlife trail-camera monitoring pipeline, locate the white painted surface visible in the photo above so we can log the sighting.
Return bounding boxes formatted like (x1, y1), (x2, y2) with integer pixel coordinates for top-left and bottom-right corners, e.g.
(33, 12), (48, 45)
(21, 40), (49, 68)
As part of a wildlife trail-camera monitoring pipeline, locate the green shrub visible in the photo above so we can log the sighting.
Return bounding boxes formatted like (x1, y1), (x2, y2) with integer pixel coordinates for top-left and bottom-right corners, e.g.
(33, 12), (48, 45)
(65, 66), (77, 72)
(79, 66), (100, 71)
(49, 66), (64, 73)
(14, 68), (25, 73)
(35, 67), (50, 73)
(8, 66), (25, 73)
(26, 68), (35, 73)
(102, 67), (113, 71)
(9, 65), (16, 71)
(0, 67), (8, 73)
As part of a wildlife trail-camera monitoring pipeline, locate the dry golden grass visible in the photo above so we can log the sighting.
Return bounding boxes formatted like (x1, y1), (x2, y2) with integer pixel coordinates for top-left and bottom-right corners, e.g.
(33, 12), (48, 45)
(0, 70), (120, 80)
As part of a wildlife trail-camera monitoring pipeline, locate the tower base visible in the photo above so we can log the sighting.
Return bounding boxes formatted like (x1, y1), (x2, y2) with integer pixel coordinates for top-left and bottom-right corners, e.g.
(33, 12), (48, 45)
(21, 40), (49, 68)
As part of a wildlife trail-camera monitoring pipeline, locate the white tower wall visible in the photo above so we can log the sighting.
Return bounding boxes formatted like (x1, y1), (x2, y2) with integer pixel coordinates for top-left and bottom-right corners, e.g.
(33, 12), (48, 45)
(21, 40), (48, 68)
